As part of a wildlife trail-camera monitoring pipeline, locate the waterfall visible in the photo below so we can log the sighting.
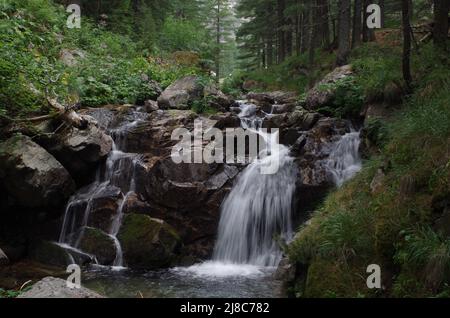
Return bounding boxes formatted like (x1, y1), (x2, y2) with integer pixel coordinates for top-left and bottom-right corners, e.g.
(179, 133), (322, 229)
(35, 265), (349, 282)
(326, 131), (362, 187)
(59, 112), (144, 268)
(212, 102), (297, 267)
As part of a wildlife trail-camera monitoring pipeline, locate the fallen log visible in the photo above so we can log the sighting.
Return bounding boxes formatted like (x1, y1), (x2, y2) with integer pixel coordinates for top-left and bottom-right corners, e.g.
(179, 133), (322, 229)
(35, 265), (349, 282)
(46, 97), (88, 129)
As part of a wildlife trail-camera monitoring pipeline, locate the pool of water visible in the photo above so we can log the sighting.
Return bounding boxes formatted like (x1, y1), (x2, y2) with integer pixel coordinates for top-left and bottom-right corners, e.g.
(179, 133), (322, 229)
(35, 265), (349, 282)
(82, 261), (283, 298)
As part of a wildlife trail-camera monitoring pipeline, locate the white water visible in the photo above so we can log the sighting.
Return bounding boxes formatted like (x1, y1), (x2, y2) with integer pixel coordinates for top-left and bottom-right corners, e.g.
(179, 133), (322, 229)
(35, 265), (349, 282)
(326, 131), (362, 187)
(184, 102), (298, 276)
(59, 114), (144, 268)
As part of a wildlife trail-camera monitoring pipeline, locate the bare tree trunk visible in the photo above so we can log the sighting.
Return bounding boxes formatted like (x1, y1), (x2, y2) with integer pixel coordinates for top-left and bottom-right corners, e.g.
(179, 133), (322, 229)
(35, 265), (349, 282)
(277, 0), (286, 63)
(308, 0), (316, 66)
(301, 11), (308, 53)
(362, 0), (376, 42)
(433, 0), (450, 49)
(286, 18), (293, 57)
(352, 0), (363, 48)
(267, 36), (274, 66)
(215, 0), (221, 83)
(321, 0), (331, 48)
(402, 0), (412, 92)
(336, 0), (351, 66)
(379, 0), (385, 28)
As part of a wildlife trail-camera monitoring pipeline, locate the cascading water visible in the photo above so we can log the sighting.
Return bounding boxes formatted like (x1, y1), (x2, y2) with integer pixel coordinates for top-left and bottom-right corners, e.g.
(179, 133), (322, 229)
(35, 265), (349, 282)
(58, 111), (145, 268)
(213, 102), (297, 266)
(326, 131), (362, 187)
(177, 102), (298, 277)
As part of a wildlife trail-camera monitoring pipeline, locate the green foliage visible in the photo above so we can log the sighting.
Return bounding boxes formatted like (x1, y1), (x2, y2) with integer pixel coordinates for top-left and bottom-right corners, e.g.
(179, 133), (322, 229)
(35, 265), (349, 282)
(190, 76), (218, 114)
(0, 0), (205, 116)
(288, 41), (450, 298)
(0, 287), (30, 298)
(229, 51), (336, 94)
(351, 43), (402, 101)
(316, 77), (364, 119)
(159, 16), (207, 53)
(364, 118), (389, 149)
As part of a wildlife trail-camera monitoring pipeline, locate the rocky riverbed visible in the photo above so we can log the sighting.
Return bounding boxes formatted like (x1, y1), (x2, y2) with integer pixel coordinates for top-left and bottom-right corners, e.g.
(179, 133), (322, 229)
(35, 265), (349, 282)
(0, 68), (366, 297)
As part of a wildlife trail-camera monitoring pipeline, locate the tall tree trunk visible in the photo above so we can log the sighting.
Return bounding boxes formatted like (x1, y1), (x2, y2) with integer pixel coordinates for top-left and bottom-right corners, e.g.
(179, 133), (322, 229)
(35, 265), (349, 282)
(215, 0), (221, 83)
(308, 0), (318, 87)
(433, 0), (450, 49)
(379, 0), (385, 28)
(321, 0), (331, 48)
(277, 0), (286, 63)
(286, 18), (293, 57)
(336, 0), (351, 66)
(267, 36), (274, 66)
(295, 14), (301, 55)
(352, 0), (363, 48)
(301, 11), (308, 53)
(402, 0), (412, 92)
(362, 0), (376, 42)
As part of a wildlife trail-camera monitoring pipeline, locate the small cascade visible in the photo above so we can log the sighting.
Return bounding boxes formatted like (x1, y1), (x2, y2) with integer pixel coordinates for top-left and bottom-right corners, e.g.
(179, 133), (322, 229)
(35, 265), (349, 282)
(212, 101), (297, 267)
(326, 131), (362, 187)
(59, 110), (145, 268)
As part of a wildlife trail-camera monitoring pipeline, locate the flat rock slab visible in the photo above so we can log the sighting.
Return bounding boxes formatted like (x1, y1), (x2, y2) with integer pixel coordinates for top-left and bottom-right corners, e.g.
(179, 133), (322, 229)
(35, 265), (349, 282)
(18, 277), (104, 298)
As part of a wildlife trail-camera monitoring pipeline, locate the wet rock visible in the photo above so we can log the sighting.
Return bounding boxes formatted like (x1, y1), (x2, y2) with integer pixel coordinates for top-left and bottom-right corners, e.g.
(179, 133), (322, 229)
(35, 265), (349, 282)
(247, 91), (297, 106)
(262, 109), (322, 145)
(30, 241), (93, 268)
(270, 103), (297, 114)
(135, 157), (239, 259)
(211, 113), (241, 129)
(0, 135), (75, 208)
(87, 186), (123, 233)
(38, 119), (113, 180)
(118, 214), (181, 269)
(157, 75), (203, 110)
(18, 277), (104, 298)
(144, 100), (159, 112)
(122, 192), (152, 215)
(291, 118), (352, 215)
(274, 257), (296, 281)
(305, 65), (353, 110)
(78, 227), (116, 265)
(0, 248), (9, 266)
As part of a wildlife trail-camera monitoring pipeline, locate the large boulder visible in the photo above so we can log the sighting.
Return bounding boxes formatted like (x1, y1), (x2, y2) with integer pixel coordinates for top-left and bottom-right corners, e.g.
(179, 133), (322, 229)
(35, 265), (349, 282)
(0, 248), (8, 266)
(38, 118), (113, 181)
(0, 135), (75, 208)
(290, 117), (352, 218)
(118, 214), (181, 269)
(247, 91), (298, 106)
(305, 65), (353, 110)
(78, 227), (116, 265)
(30, 241), (93, 268)
(262, 108), (322, 146)
(87, 186), (123, 233)
(157, 76), (231, 111)
(157, 75), (203, 110)
(135, 156), (239, 259)
(18, 277), (104, 298)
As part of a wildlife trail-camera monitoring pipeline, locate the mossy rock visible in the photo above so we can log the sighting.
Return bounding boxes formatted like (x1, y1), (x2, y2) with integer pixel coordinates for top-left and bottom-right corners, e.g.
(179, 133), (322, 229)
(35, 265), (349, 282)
(30, 241), (92, 268)
(79, 227), (116, 265)
(118, 214), (181, 269)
